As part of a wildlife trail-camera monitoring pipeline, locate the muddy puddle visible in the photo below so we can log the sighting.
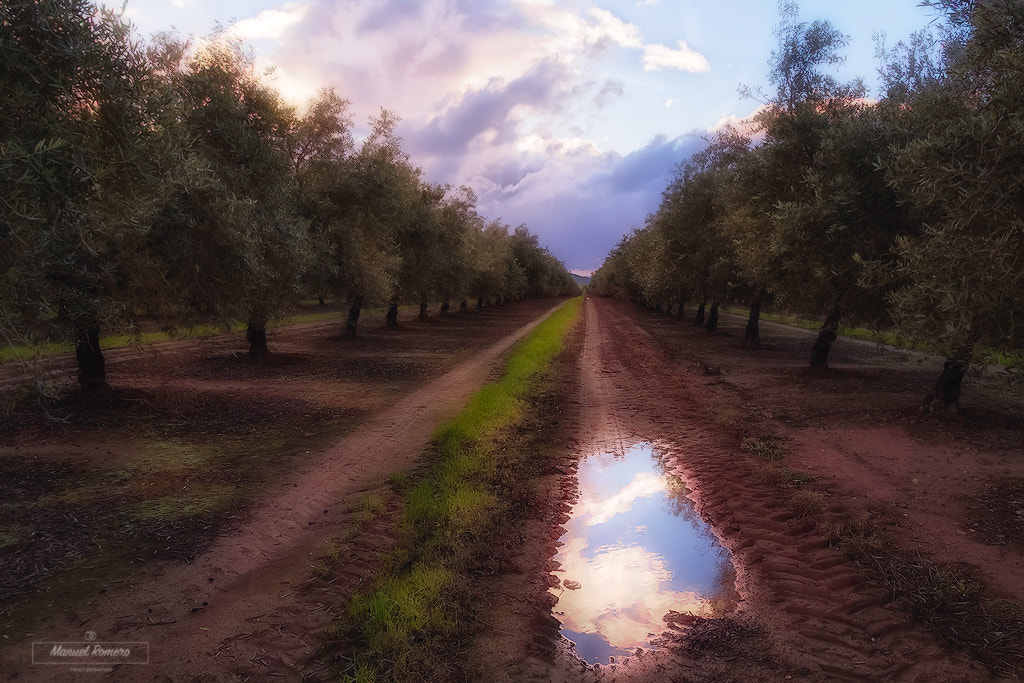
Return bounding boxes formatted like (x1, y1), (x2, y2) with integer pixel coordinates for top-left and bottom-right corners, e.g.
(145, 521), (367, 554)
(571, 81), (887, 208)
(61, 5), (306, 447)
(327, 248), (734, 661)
(550, 442), (737, 664)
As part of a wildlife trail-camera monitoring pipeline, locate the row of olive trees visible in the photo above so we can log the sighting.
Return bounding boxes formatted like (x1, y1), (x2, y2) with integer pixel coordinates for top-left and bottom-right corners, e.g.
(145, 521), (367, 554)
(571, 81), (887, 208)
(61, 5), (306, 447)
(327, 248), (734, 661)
(1, 0), (577, 392)
(591, 0), (1024, 409)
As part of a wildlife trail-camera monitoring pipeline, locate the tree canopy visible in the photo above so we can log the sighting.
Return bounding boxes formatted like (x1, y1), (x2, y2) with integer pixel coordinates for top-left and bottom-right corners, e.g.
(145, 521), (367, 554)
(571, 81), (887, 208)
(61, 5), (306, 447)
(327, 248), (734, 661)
(592, 0), (1024, 407)
(1, 2), (578, 390)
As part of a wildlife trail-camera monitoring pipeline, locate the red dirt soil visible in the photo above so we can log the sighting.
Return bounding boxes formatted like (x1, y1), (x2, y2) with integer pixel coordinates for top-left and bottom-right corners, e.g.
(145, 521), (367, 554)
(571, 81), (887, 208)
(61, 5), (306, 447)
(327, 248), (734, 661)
(3, 296), (1022, 681)
(0, 300), (563, 681)
(477, 297), (1023, 682)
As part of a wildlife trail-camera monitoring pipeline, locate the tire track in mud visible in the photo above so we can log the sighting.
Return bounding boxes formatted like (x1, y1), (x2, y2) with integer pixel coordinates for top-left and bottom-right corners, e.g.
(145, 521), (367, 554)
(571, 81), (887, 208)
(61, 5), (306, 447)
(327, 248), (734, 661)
(537, 298), (986, 681)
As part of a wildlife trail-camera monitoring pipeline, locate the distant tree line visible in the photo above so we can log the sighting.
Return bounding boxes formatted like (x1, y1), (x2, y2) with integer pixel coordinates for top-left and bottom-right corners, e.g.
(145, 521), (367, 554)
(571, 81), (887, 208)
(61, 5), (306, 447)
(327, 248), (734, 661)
(590, 0), (1024, 409)
(0, 0), (578, 392)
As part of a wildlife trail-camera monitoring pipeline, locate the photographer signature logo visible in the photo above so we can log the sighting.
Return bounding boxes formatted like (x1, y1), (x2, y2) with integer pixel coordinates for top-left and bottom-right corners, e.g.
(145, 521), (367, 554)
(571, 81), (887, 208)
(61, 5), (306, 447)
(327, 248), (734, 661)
(32, 633), (149, 667)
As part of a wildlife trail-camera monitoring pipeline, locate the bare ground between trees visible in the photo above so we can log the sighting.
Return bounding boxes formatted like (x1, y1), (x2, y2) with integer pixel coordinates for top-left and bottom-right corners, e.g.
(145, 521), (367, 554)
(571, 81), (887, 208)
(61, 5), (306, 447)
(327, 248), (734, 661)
(0, 299), (564, 681)
(2, 296), (1023, 681)
(475, 297), (1023, 682)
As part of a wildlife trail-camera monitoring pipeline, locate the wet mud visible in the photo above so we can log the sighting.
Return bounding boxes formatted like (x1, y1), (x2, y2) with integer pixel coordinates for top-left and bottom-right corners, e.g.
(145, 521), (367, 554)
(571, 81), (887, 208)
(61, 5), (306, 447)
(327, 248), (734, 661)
(478, 297), (995, 682)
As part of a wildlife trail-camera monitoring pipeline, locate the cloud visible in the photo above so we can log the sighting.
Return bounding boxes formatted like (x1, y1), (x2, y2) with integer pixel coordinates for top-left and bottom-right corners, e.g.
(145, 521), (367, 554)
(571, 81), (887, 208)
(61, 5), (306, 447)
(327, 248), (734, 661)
(517, 3), (643, 56)
(255, 1), (713, 271)
(643, 40), (711, 72)
(408, 58), (570, 157)
(519, 5), (710, 76)
(229, 3), (309, 41)
(595, 80), (625, 108)
(708, 105), (767, 146)
(589, 136), (679, 192)
(267, 1), (530, 122)
(355, 0), (426, 33)
(585, 7), (643, 50)
(554, 535), (705, 647)
(574, 470), (666, 526)
(456, 132), (706, 271)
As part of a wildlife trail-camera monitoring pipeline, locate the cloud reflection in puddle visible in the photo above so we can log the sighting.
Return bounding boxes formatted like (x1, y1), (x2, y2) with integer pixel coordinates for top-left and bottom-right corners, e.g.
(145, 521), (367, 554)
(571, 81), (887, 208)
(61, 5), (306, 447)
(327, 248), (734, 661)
(551, 442), (735, 664)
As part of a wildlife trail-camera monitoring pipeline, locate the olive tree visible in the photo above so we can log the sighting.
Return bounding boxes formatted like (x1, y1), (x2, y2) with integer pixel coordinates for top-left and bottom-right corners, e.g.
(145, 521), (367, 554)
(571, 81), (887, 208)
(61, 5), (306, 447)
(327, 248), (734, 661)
(591, 227), (656, 307)
(466, 223), (521, 308)
(1, 0), (168, 391)
(884, 0), (1024, 409)
(298, 109), (407, 335)
(149, 34), (308, 356)
(388, 180), (447, 321)
(434, 186), (480, 314)
(509, 226), (579, 300)
(654, 133), (746, 331)
(741, 1), (872, 366)
(291, 87), (354, 308)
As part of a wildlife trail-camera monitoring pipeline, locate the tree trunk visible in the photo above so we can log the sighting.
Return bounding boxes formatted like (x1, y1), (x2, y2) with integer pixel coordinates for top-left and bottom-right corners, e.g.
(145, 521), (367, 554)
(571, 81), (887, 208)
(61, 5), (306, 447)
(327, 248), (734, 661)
(705, 300), (720, 333)
(476, 296), (484, 310)
(440, 297), (450, 316)
(344, 296), (363, 337)
(75, 321), (108, 393)
(744, 288), (766, 347)
(460, 298), (468, 313)
(922, 346), (973, 413)
(694, 297), (707, 326)
(676, 301), (686, 320)
(419, 298), (429, 320)
(810, 307), (844, 369)
(386, 303), (399, 328)
(246, 317), (269, 356)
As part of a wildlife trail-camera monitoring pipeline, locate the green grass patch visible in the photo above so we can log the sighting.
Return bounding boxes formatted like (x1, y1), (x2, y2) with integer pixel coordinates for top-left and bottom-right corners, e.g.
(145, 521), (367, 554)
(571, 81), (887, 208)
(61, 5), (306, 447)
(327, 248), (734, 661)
(0, 323), (247, 364)
(121, 484), (239, 523)
(345, 565), (459, 680)
(0, 304), (424, 365)
(352, 492), (388, 527)
(278, 304), (407, 327)
(722, 306), (1024, 369)
(722, 307), (821, 333)
(333, 297), (582, 681)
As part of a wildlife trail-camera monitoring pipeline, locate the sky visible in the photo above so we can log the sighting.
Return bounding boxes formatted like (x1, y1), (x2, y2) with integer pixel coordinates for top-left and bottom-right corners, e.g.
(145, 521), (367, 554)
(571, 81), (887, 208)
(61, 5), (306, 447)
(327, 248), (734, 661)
(107, 0), (938, 275)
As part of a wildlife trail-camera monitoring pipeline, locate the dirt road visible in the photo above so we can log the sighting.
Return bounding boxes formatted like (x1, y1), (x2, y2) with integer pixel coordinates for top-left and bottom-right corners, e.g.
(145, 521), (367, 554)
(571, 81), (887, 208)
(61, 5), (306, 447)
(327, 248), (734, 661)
(486, 296), (1009, 681)
(4, 295), (1020, 680)
(0, 300), (563, 681)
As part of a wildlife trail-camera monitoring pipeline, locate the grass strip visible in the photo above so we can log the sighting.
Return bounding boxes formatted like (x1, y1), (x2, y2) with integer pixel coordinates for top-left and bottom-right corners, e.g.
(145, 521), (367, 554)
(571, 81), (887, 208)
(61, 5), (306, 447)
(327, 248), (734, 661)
(0, 306), (408, 364)
(333, 297), (582, 682)
(721, 306), (1023, 370)
(0, 324), (247, 364)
